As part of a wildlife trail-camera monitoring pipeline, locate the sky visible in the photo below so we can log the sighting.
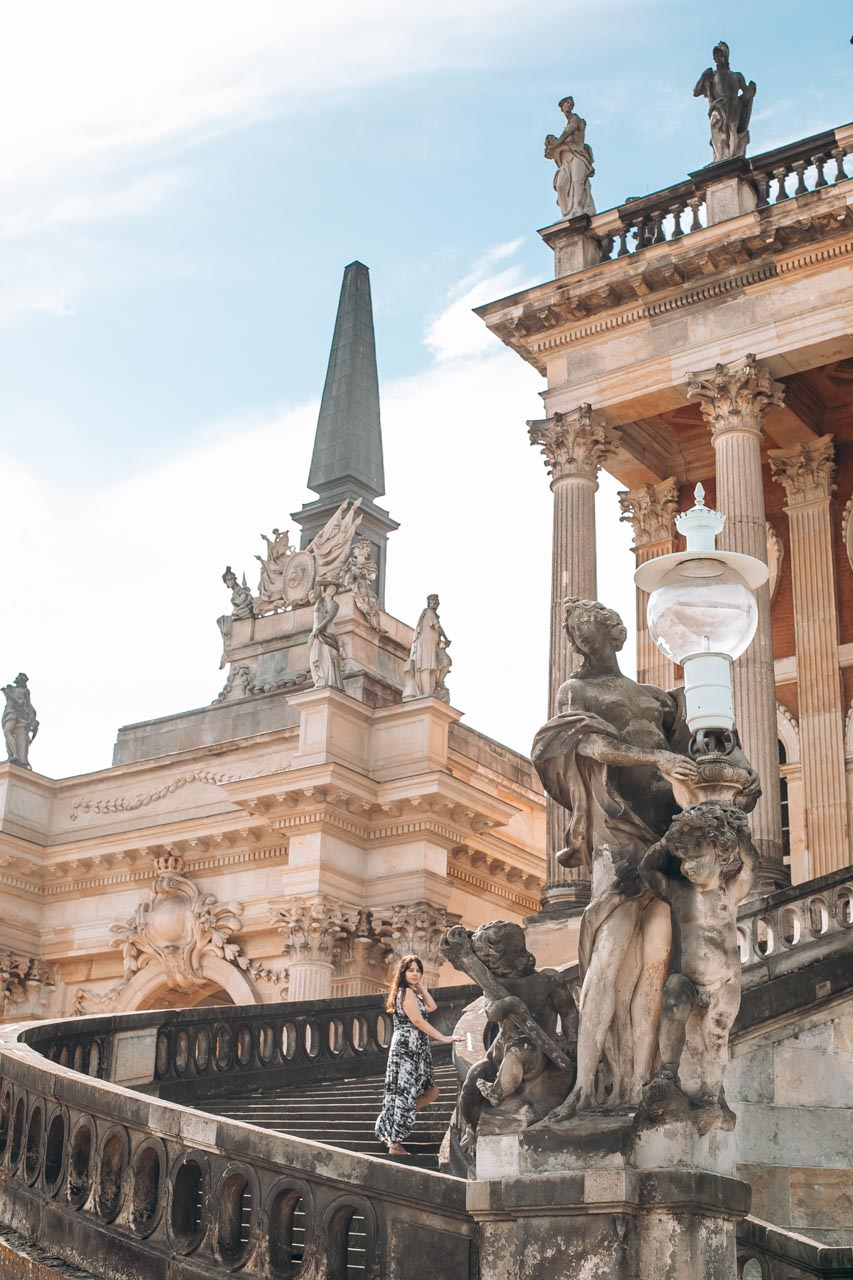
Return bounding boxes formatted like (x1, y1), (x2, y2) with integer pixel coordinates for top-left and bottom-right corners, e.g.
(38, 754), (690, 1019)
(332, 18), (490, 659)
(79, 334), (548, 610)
(1, 0), (850, 780)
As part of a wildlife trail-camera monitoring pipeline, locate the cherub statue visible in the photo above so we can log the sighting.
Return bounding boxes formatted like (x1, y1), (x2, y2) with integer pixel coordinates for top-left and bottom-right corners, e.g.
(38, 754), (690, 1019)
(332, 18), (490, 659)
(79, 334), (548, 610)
(2, 673), (38, 769)
(440, 921), (577, 1147)
(639, 802), (758, 1133)
(693, 42), (756, 163)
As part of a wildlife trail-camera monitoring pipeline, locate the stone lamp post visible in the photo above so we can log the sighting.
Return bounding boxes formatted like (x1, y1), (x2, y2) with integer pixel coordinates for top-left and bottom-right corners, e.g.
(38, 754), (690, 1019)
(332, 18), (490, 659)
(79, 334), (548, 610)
(635, 484), (767, 810)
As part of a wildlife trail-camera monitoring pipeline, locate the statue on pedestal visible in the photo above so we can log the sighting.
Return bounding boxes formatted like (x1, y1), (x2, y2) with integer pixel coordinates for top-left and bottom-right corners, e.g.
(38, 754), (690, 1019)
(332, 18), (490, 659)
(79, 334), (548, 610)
(640, 802), (758, 1133)
(402, 594), (452, 701)
(309, 581), (343, 691)
(217, 566), (255, 668)
(255, 529), (294, 611)
(544, 96), (596, 220)
(440, 922), (577, 1148)
(2, 673), (38, 770)
(693, 42), (756, 163)
(343, 535), (383, 631)
(531, 598), (758, 1121)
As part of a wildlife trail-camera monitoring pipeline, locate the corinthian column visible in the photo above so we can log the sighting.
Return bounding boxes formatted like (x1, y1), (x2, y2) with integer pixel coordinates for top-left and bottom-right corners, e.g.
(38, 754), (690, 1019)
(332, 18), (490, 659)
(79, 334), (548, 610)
(271, 894), (359, 1001)
(770, 436), (848, 878)
(528, 404), (620, 909)
(688, 354), (787, 890)
(618, 479), (679, 690)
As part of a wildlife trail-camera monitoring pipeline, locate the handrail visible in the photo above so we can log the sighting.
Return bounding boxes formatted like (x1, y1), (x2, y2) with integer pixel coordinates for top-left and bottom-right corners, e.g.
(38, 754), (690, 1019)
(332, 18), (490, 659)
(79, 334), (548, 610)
(0, 989), (478, 1279)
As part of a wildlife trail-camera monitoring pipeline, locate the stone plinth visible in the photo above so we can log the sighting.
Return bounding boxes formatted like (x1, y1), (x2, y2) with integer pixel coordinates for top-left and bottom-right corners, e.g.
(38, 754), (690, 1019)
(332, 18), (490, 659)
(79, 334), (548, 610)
(469, 1114), (750, 1280)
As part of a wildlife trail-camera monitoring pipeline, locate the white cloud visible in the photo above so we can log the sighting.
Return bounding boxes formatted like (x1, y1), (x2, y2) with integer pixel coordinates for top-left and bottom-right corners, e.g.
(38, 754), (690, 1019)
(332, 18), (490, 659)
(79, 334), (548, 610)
(3, 250), (637, 780)
(423, 240), (537, 362)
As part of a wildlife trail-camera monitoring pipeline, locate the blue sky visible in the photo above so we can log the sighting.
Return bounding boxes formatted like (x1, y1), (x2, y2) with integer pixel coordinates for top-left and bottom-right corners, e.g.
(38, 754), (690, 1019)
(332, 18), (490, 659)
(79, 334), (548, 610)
(2, 1), (850, 777)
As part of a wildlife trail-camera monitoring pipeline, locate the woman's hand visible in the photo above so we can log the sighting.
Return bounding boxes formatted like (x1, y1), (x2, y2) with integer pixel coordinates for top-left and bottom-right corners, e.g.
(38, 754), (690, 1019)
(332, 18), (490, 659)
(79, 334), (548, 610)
(444, 1034), (464, 1045)
(655, 751), (699, 783)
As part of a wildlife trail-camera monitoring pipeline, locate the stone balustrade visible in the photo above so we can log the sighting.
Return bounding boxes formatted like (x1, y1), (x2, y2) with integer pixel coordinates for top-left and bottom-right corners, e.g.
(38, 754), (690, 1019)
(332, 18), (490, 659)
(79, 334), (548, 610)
(737, 865), (853, 990)
(0, 988), (477, 1279)
(584, 128), (850, 264)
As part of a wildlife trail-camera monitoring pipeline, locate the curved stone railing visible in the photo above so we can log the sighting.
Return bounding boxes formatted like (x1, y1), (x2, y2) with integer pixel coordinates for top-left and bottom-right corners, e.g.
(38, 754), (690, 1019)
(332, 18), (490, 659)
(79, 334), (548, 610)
(0, 988), (478, 1279)
(736, 866), (853, 989)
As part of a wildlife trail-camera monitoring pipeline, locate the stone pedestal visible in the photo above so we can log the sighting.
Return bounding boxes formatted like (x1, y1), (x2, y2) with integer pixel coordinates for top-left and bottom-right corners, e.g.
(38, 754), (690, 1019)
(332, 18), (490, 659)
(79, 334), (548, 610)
(468, 1115), (750, 1280)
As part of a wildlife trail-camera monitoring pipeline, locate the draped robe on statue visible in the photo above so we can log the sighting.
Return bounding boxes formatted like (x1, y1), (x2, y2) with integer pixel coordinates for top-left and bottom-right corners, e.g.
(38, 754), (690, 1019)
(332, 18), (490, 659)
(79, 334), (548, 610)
(532, 692), (683, 1099)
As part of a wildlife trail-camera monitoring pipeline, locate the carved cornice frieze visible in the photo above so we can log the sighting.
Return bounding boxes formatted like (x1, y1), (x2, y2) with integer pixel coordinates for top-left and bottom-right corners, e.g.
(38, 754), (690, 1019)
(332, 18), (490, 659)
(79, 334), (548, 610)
(687, 353), (785, 439)
(618, 478), (679, 548)
(270, 894), (361, 965)
(528, 405), (620, 483)
(68, 767), (261, 822)
(769, 434), (836, 506)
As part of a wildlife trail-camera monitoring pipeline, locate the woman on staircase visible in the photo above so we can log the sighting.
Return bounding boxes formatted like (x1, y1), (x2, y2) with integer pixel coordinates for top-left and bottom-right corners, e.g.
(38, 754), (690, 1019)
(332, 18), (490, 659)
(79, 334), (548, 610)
(375, 954), (462, 1156)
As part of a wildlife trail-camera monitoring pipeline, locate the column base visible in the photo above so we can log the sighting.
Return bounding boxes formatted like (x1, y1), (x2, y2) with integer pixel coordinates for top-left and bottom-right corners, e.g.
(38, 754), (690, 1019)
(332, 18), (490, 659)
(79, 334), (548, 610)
(468, 1111), (750, 1280)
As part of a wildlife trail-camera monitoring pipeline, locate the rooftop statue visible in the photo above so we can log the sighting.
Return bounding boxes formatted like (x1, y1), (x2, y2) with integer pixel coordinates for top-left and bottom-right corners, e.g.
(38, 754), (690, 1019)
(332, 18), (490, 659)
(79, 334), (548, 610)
(402, 594), (451, 701)
(342, 535), (383, 632)
(216, 566), (255, 668)
(693, 41), (756, 163)
(309, 581), (344, 691)
(440, 921), (577, 1148)
(531, 598), (758, 1121)
(544, 96), (595, 220)
(255, 528), (294, 611)
(307, 497), (363, 585)
(2, 673), (38, 770)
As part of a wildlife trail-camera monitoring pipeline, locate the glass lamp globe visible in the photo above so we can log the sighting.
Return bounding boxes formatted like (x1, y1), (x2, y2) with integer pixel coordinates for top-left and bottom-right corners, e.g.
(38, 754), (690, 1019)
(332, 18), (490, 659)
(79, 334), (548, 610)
(646, 557), (758, 665)
(634, 485), (768, 739)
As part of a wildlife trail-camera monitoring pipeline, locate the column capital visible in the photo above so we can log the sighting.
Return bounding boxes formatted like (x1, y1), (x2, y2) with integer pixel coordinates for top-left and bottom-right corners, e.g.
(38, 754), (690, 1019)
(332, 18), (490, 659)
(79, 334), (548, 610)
(270, 893), (360, 963)
(370, 900), (460, 979)
(528, 404), (620, 484)
(687, 353), (784, 439)
(618, 477), (679, 548)
(769, 434), (836, 506)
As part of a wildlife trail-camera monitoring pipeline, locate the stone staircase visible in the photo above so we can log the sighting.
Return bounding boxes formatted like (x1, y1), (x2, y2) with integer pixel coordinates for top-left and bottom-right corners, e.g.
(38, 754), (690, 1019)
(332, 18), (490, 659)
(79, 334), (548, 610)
(196, 1060), (460, 1171)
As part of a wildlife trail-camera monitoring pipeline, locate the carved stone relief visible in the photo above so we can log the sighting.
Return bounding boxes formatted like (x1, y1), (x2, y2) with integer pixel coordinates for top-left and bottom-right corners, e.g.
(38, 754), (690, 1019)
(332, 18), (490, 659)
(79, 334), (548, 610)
(0, 951), (55, 1019)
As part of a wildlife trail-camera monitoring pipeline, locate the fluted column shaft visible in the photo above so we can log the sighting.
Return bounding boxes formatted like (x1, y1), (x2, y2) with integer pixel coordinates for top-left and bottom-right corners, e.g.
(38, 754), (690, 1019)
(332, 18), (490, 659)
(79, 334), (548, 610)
(770, 437), (848, 878)
(688, 355), (786, 890)
(619, 479), (679, 690)
(529, 406), (619, 909)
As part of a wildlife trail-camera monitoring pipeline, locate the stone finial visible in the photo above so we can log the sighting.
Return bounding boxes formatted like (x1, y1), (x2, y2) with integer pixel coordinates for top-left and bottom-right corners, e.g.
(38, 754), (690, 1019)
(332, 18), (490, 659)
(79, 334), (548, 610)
(687, 354), (784, 438)
(544, 96), (595, 220)
(270, 895), (360, 964)
(528, 405), (620, 483)
(693, 42), (756, 163)
(2, 673), (38, 770)
(618, 478), (679, 548)
(769, 434), (836, 506)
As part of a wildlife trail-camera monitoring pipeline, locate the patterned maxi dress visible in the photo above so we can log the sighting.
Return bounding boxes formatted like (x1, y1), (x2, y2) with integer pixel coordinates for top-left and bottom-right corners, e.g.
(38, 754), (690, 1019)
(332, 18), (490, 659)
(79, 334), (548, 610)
(374, 990), (436, 1145)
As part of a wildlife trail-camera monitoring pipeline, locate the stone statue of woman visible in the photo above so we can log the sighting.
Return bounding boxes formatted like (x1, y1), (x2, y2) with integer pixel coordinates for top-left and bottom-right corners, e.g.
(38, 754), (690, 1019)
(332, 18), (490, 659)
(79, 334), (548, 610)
(402, 595), (451, 701)
(309, 582), (344, 691)
(2, 673), (38, 769)
(544, 96), (596, 220)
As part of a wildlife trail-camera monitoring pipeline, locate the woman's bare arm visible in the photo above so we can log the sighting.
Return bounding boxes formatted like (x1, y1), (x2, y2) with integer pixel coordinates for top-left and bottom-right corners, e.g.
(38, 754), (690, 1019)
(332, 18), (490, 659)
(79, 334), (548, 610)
(402, 989), (459, 1043)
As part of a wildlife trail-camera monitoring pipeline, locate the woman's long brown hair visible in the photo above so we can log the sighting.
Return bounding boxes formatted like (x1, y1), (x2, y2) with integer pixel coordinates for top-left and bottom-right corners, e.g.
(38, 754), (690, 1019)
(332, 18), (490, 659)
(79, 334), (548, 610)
(385, 954), (423, 1012)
